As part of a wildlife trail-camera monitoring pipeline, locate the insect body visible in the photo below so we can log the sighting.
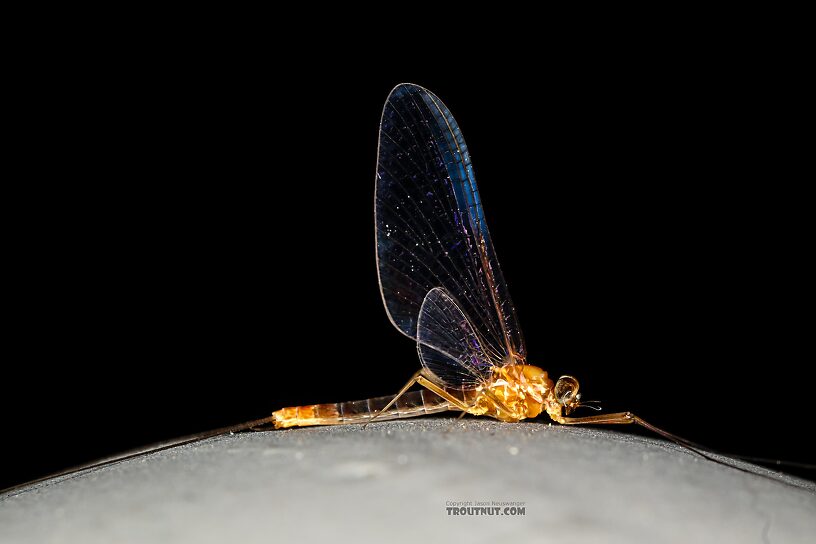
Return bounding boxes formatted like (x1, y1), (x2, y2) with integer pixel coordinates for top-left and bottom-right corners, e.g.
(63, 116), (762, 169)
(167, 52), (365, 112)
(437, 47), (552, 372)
(272, 84), (617, 431)
(272, 364), (563, 428)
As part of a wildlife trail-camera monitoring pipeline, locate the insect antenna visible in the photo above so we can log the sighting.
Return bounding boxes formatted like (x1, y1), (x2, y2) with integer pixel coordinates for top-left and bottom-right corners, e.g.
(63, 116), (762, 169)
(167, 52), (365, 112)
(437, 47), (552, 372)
(576, 400), (603, 411)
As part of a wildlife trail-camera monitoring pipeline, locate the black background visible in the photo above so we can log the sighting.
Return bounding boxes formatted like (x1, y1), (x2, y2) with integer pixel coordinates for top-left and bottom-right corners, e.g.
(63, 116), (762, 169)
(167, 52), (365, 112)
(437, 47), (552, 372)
(3, 45), (813, 490)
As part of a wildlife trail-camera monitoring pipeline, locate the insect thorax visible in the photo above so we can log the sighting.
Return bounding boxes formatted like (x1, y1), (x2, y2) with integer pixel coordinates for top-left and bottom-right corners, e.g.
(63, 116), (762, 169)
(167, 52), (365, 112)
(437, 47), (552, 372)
(471, 365), (557, 422)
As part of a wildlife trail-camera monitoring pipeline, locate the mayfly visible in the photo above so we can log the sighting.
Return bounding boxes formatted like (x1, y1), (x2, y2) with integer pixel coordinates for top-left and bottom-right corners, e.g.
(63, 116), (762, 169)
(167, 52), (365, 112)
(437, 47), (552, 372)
(3, 83), (811, 495)
(271, 82), (637, 430)
(253, 84), (812, 477)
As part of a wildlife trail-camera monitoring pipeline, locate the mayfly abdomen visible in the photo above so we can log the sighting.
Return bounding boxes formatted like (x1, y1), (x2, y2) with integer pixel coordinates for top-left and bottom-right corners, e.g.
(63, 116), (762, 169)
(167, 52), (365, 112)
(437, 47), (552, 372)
(272, 389), (451, 429)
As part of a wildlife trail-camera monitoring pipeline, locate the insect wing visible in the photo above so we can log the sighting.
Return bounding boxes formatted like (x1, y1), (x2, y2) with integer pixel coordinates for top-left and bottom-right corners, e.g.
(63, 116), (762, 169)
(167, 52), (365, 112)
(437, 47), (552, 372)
(417, 287), (493, 388)
(375, 83), (526, 383)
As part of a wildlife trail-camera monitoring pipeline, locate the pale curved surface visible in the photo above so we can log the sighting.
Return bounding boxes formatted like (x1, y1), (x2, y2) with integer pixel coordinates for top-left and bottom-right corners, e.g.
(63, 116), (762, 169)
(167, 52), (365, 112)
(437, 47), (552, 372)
(1, 419), (814, 544)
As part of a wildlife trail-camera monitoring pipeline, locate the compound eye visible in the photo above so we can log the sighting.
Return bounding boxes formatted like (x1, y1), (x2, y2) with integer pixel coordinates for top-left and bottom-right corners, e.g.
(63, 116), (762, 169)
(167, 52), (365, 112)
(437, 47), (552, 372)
(554, 375), (580, 405)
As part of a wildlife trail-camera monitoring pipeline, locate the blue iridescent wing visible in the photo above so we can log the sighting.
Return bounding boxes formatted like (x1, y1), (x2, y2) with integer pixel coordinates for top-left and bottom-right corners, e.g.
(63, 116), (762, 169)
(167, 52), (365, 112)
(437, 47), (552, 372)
(375, 83), (525, 386)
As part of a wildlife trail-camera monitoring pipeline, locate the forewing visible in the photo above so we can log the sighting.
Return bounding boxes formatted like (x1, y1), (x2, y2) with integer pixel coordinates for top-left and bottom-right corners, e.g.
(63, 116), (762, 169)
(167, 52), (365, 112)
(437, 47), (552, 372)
(375, 83), (526, 374)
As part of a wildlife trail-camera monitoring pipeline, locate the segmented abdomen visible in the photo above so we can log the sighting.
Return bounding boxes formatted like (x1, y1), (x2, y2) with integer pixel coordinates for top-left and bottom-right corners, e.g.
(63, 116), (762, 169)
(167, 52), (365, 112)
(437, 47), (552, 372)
(272, 389), (451, 428)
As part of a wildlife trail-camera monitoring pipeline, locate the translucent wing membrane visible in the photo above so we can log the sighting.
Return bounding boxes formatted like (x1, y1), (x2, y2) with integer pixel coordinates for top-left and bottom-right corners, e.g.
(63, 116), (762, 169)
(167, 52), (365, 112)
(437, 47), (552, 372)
(375, 83), (526, 387)
(417, 287), (493, 388)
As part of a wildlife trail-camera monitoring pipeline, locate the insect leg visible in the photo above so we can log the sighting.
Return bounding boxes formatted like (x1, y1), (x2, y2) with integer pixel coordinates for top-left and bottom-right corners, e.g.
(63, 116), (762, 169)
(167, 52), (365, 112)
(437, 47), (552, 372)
(558, 412), (732, 468)
(366, 370), (475, 429)
(450, 389), (515, 421)
(363, 370), (424, 428)
(563, 411), (815, 485)
(479, 389), (517, 419)
(415, 373), (473, 413)
(557, 411), (637, 425)
(562, 412), (717, 458)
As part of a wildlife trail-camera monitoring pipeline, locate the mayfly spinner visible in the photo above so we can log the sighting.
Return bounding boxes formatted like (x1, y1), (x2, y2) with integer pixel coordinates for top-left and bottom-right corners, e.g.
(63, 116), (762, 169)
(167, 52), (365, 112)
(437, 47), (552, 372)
(269, 83), (678, 435)
(4, 83), (811, 495)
